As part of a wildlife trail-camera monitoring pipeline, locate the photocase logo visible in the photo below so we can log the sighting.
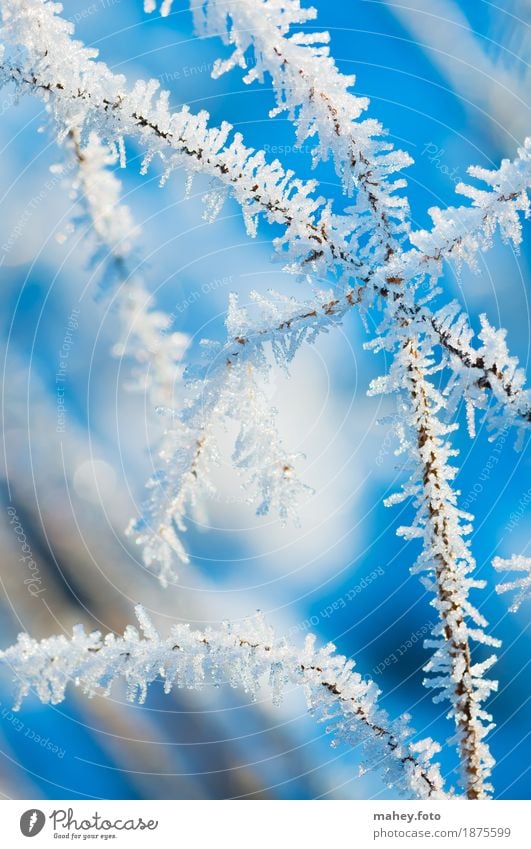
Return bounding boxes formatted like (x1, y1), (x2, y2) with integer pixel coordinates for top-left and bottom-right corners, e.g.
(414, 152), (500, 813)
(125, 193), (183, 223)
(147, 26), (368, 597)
(20, 809), (46, 837)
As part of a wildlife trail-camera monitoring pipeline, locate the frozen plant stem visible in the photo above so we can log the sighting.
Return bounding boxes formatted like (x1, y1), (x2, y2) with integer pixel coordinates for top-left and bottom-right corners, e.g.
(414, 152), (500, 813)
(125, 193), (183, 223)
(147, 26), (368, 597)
(64, 127), (188, 408)
(406, 340), (492, 800)
(0, 607), (446, 799)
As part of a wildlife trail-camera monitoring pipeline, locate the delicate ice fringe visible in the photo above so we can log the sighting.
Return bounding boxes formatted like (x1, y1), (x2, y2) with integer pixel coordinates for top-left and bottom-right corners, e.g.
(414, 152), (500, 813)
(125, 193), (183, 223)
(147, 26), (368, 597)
(0, 606), (447, 799)
(493, 555), (531, 612)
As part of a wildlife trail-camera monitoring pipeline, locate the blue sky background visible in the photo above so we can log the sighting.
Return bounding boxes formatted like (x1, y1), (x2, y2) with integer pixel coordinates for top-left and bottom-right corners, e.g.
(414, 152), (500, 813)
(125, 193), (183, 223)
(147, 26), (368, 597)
(0, 0), (529, 800)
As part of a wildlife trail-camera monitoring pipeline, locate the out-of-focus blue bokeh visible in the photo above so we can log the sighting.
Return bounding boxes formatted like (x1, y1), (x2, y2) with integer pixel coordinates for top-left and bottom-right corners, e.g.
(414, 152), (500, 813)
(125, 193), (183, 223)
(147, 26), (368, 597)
(0, 0), (529, 800)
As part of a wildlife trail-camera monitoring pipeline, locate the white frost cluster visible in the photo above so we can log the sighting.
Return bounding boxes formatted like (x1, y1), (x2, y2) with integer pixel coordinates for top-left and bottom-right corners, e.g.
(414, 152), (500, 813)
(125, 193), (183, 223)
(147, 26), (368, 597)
(128, 292), (326, 583)
(127, 284), (367, 581)
(409, 139), (531, 271)
(61, 131), (189, 409)
(65, 131), (139, 278)
(427, 302), (531, 440)
(493, 555), (531, 612)
(112, 283), (189, 409)
(0, 606), (446, 799)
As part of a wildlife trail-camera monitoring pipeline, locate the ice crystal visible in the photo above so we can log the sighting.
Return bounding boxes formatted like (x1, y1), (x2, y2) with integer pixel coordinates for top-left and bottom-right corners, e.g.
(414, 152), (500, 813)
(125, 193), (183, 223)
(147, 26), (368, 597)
(493, 555), (531, 612)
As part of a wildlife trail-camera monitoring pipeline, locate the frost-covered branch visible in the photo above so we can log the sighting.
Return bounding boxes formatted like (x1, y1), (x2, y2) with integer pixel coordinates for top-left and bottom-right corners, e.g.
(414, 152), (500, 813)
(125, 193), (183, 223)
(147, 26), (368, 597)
(0, 0), (362, 282)
(427, 303), (531, 434)
(131, 155), (531, 581)
(0, 0), (528, 802)
(2, 1), (529, 429)
(197, 0), (531, 426)
(17, 0), (525, 598)
(256, 143), (531, 431)
(188, 0), (530, 275)
(167, 0), (531, 431)
(493, 555), (531, 612)
(369, 337), (500, 799)
(60, 129), (193, 584)
(0, 605), (447, 799)
(185, 0), (411, 259)
(357, 99), (523, 795)
(64, 129), (189, 409)
(127, 285), (362, 579)
(127, 292), (324, 584)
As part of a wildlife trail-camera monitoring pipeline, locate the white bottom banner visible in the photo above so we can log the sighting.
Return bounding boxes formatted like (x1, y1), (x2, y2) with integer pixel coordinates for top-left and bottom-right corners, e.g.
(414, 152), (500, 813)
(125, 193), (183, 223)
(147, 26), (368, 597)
(1, 800), (527, 847)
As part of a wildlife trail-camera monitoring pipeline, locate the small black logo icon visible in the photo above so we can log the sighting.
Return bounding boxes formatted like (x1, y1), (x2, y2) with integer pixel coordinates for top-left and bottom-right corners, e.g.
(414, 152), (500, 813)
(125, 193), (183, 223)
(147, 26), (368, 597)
(20, 810), (46, 837)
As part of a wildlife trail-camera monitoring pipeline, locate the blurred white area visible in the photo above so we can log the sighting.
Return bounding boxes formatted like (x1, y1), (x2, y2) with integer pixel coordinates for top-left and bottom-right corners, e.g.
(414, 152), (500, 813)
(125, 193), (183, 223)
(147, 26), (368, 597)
(383, 0), (531, 149)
